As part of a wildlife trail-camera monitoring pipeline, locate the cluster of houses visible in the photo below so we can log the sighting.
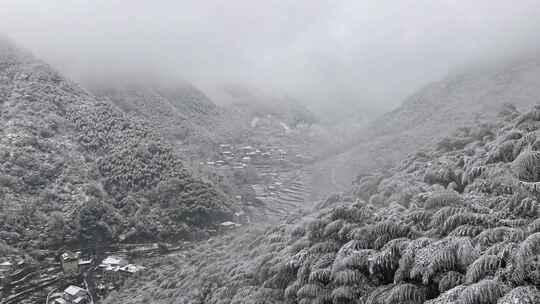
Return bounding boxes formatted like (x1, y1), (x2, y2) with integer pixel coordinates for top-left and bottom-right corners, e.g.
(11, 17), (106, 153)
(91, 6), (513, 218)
(203, 143), (290, 171)
(96, 255), (145, 287)
(60, 251), (144, 278)
(54, 251), (145, 303)
(201, 142), (312, 210)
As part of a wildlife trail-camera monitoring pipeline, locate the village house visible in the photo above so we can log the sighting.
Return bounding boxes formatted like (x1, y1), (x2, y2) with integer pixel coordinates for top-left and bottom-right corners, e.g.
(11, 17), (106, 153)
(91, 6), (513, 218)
(99, 255), (130, 283)
(97, 263), (145, 289)
(52, 297), (67, 304)
(62, 285), (89, 304)
(0, 260), (13, 282)
(120, 264), (145, 276)
(100, 255), (128, 268)
(49, 298), (67, 304)
(60, 251), (80, 276)
(220, 221), (241, 230)
(78, 258), (93, 267)
(78, 257), (93, 273)
(0, 260), (13, 271)
(102, 265), (122, 282)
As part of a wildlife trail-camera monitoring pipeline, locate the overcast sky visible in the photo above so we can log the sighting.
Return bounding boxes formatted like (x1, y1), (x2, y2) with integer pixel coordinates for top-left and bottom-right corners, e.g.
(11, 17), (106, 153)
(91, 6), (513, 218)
(2, 0), (540, 116)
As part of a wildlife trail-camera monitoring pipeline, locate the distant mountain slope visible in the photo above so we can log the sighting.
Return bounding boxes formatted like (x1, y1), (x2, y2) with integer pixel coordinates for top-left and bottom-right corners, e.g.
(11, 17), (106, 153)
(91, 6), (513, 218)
(0, 36), (234, 251)
(315, 54), (540, 193)
(370, 53), (540, 142)
(210, 83), (318, 127)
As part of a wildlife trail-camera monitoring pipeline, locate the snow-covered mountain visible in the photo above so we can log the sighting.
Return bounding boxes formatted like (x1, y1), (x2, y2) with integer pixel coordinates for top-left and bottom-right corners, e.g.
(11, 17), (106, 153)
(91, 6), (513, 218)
(0, 35), (235, 253)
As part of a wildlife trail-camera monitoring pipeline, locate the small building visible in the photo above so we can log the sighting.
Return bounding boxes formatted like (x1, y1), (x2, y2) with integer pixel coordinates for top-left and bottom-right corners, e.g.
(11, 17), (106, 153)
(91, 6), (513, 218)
(103, 265), (123, 282)
(0, 260), (13, 271)
(220, 221), (241, 230)
(100, 255), (128, 268)
(78, 258), (93, 272)
(63, 285), (89, 304)
(73, 298), (88, 304)
(98, 255), (131, 284)
(61, 252), (79, 276)
(0, 260), (12, 282)
(52, 298), (67, 304)
(78, 258), (93, 267)
(120, 264), (145, 276)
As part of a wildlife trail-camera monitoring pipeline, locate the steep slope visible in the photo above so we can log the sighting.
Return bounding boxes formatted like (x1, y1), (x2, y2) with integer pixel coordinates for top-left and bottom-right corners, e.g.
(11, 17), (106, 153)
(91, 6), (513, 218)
(88, 81), (250, 160)
(0, 36), (235, 252)
(313, 54), (540, 195)
(105, 100), (540, 304)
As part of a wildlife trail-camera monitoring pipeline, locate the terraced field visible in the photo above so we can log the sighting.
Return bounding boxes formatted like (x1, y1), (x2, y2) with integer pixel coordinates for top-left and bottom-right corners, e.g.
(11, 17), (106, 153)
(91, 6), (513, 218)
(253, 164), (314, 220)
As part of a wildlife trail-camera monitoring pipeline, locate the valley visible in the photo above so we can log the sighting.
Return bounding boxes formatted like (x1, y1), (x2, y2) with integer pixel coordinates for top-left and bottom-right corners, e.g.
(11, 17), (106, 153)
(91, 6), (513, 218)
(0, 111), (348, 304)
(2, 6), (540, 303)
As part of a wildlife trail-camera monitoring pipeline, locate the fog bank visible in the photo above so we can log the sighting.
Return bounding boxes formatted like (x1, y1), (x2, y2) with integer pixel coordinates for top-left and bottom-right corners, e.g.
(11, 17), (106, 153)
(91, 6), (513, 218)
(2, 0), (540, 119)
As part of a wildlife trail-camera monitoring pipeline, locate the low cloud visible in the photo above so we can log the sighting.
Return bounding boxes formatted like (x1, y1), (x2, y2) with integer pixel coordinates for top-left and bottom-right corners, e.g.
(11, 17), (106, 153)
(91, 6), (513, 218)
(2, 0), (540, 117)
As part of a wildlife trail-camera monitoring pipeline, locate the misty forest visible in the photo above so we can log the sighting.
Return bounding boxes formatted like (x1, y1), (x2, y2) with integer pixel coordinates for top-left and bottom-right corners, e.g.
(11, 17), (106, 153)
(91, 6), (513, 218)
(2, 1), (540, 304)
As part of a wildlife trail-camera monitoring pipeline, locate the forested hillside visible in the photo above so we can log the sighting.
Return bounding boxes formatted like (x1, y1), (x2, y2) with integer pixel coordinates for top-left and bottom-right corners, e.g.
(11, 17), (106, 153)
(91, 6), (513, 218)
(366, 55), (540, 161)
(0, 36), (235, 255)
(88, 81), (252, 161)
(106, 102), (540, 303)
